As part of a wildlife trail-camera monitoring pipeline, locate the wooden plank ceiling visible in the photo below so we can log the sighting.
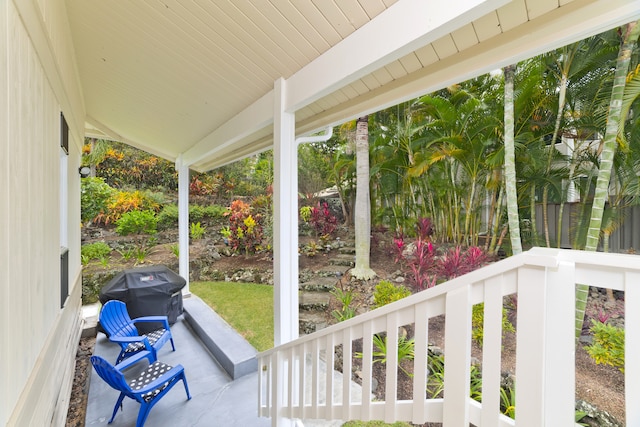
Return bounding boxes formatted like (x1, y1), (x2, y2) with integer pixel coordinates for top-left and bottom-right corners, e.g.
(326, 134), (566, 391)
(66, 0), (639, 171)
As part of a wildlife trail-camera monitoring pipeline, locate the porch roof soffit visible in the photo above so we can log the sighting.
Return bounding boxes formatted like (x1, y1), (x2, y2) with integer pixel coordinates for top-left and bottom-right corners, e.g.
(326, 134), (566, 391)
(68, 0), (640, 172)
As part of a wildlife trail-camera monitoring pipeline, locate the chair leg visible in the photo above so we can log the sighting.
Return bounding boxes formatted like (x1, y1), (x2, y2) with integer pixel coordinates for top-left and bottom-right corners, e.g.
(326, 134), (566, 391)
(109, 393), (126, 424)
(136, 402), (153, 427)
(170, 337), (176, 351)
(181, 373), (192, 400)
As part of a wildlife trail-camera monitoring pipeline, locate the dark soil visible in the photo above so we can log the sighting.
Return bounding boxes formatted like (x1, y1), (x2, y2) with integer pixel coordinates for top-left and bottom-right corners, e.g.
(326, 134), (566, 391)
(68, 227), (625, 426)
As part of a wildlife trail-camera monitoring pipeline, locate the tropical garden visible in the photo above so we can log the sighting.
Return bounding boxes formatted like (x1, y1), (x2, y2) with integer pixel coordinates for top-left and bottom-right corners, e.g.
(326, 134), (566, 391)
(76, 22), (640, 426)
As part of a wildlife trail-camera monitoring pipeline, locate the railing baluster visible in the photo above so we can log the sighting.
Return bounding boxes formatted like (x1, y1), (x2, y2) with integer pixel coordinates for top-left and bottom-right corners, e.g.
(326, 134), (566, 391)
(515, 266), (546, 426)
(443, 285), (472, 426)
(412, 301), (428, 424)
(299, 343), (306, 419)
(325, 333), (335, 419)
(361, 321), (373, 421)
(342, 327), (353, 421)
(311, 338), (319, 419)
(384, 312), (399, 423)
(481, 276), (504, 426)
(287, 346), (295, 419)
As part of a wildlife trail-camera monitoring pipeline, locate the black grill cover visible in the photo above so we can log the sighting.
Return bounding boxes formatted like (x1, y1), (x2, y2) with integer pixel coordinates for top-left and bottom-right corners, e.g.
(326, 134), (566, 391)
(99, 265), (186, 333)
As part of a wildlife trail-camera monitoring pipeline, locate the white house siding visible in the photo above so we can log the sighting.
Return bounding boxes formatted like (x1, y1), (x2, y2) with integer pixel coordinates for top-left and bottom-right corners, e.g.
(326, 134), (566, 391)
(1, 0), (84, 425)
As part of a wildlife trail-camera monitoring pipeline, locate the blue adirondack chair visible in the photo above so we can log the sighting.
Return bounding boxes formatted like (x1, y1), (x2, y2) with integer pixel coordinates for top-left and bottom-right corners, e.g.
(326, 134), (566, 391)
(91, 351), (191, 427)
(99, 300), (176, 363)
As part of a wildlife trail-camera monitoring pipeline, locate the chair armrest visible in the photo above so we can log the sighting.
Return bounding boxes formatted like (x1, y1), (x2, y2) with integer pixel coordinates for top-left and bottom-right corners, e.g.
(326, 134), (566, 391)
(115, 350), (155, 371)
(133, 315), (170, 329)
(133, 365), (185, 395)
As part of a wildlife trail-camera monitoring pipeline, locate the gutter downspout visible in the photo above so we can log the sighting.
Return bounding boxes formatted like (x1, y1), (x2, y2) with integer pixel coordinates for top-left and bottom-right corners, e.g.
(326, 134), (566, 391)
(295, 127), (333, 145)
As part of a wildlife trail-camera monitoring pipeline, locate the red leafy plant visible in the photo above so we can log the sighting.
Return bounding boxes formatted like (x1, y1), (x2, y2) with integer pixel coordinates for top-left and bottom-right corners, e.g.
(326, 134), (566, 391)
(438, 246), (491, 280)
(309, 202), (338, 238)
(407, 239), (437, 291)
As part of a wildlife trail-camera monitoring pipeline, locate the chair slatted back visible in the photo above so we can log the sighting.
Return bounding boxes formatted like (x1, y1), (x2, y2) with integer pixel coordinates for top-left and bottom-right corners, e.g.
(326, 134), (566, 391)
(101, 300), (139, 337)
(90, 355), (138, 400)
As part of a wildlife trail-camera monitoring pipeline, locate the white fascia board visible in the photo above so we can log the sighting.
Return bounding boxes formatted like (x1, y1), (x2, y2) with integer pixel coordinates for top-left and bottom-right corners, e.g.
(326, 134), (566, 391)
(284, 0), (511, 112)
(180, 90), (274, 167)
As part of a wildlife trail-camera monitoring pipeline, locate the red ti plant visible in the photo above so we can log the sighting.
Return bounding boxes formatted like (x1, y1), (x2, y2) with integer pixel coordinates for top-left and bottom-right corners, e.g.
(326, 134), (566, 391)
(415, 217), (434, 241)
(408, 239), (436, 291)
(309, 202), (338, 238)
(438, 246), (465, 280)
(464, 246), (489, 272)
(392, 232), (405, 264)
(437, 246), (490, 280)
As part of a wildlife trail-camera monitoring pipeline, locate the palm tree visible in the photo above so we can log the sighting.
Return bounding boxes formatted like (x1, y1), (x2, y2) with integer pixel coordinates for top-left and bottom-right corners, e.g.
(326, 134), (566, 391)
(410, 86), (499, 245)
(577, 20), (640, 338)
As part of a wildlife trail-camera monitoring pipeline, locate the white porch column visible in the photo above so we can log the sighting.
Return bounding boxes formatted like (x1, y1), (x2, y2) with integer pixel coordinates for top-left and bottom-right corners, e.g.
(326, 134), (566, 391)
(176, 155), (190, 295)
(273, 78), (298, 427)
(273, 77), (299, 345)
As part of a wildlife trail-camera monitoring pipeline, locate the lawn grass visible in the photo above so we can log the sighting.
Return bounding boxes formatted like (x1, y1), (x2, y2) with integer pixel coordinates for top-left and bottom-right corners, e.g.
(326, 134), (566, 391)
(190, 281), (274, 351)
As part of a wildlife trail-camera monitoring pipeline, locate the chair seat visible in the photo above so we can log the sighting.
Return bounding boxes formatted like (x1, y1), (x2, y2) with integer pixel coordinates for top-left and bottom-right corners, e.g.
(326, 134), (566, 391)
(129, 361), (173, 402)
(124, 329), (168, 354)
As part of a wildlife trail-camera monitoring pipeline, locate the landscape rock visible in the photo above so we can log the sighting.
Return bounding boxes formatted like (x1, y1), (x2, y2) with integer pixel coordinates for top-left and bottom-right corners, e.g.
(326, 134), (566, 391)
(576, 400), (623, 427)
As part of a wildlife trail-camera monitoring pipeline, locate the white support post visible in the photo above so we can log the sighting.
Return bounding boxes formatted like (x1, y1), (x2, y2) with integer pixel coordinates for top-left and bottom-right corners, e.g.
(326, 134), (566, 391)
(273, 77), (298, 427)
(176, 155), (190, 295)
(542, 261), (575, 425)
(273, 77), (299, 345)
(625, 271), (640, 425)
(515, 261), (575, 426)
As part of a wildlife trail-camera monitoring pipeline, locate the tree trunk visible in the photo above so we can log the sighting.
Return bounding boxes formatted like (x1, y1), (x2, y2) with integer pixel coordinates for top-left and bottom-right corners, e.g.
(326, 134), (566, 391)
(504, 65), (523, 255)
(576, 20), (640, 339)
(351, 116), (376, 280)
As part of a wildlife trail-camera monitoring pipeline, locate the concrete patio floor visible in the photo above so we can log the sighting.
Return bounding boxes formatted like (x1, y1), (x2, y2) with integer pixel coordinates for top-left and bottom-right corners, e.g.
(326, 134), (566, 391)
(84, 296), (345, 427)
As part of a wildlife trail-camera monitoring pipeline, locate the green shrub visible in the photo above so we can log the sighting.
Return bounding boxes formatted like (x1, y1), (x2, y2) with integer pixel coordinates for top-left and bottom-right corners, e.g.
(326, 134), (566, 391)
(373, 280), (411, 308)
(81, 242), (112, 263)
(81, 177), (114, 224)
(330, 288), (356, 322)
(157, 204), (178, 229)
(115, 210), (158, 236)
(190, 222), (206, 239)
(471, 303), (515, 347)
(133, 244), (151, 264)
(95, 190), (159, 225)
(203, 204), (227, 219)
(169, 244), (179, 258)
(299, 205), (312, 223)
(189, 205), (206, 222)
(116, 246), (135, 261)
(586, 320), (624, 372)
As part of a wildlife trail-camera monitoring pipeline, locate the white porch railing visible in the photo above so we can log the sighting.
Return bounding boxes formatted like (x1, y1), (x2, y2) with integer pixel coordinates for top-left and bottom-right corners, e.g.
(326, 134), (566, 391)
(258, 248), (638, 426)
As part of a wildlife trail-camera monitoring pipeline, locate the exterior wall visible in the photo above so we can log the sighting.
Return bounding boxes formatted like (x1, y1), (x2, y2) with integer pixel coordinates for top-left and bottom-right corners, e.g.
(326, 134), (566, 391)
(1, 0), (85, 425)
